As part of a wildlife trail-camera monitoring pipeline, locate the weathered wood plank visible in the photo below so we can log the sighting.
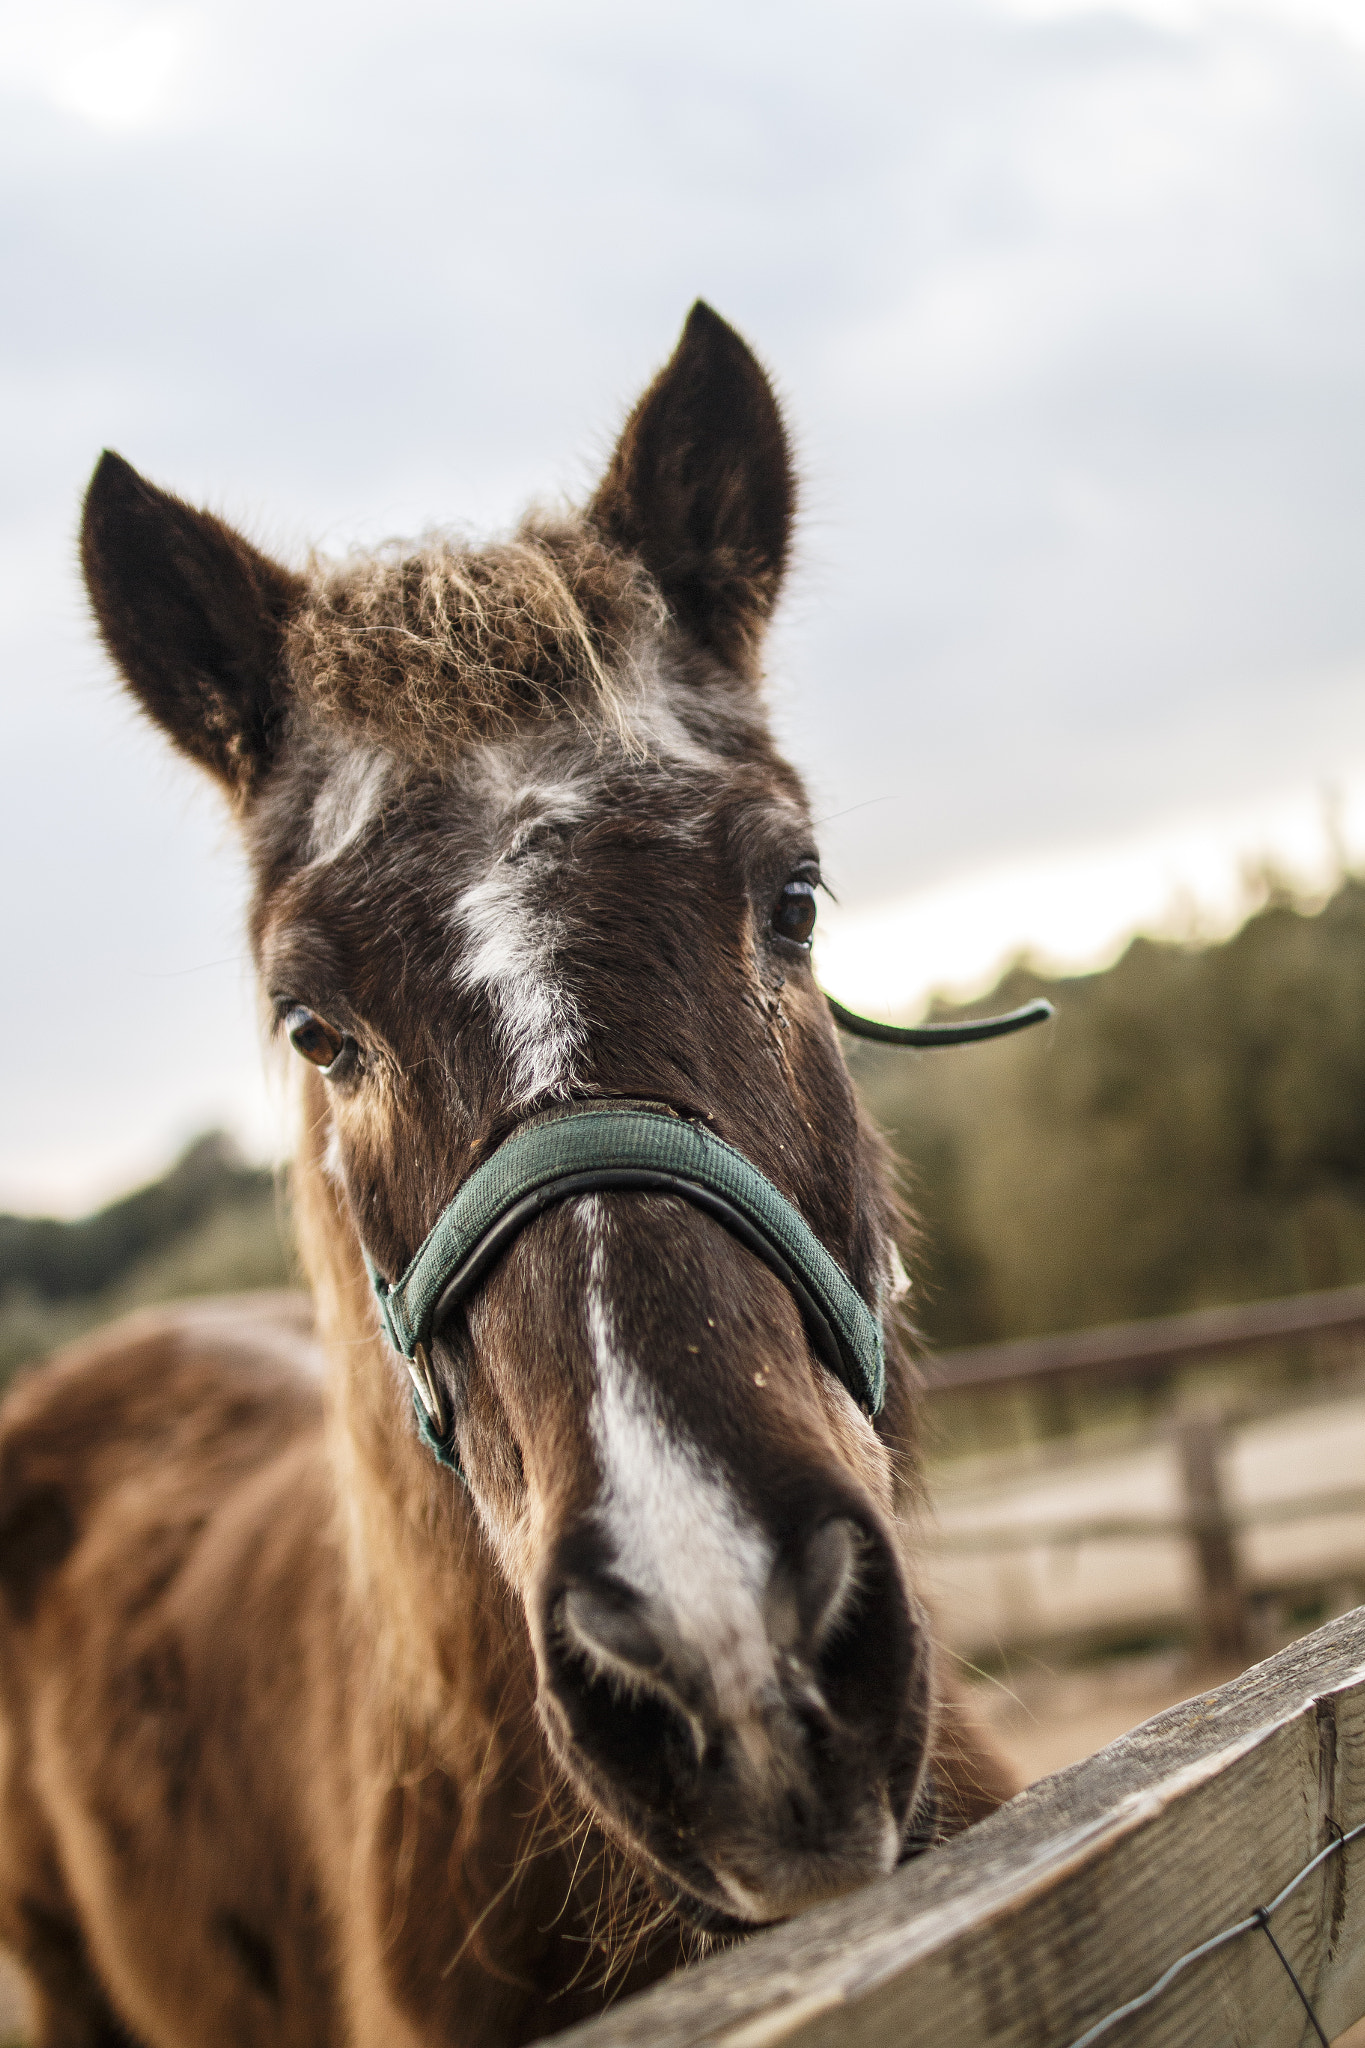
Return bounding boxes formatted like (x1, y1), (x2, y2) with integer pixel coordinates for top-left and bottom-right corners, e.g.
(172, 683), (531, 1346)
(549, 1610), (1365, 2048)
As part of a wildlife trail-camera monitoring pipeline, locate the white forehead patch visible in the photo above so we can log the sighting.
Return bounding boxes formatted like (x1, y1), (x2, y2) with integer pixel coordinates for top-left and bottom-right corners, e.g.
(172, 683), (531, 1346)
(579, 1199), (775, 1718)
(453, 866), (584, 1104)
(308, 746), (393, 864)
(451, 774), (589, 1106)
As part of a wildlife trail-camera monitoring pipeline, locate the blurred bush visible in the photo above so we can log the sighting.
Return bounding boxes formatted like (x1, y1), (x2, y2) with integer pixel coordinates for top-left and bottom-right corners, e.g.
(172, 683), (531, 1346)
(0, 1133), (296, 1387)
(849, 876), (1365, 1353)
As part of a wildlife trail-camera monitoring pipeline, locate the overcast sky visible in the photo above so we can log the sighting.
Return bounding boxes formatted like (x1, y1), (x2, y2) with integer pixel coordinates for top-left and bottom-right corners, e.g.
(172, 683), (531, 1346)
(5, 0), (1365, 1209)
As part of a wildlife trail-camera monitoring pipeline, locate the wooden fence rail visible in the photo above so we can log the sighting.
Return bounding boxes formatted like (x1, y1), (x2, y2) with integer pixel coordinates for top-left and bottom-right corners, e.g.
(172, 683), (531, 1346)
(924, 1286), (1365, 1660)
(551, 1609), (1365, 2048)
(920, 1283), (1365, 1394)
(932, 1486), (1365, 1554)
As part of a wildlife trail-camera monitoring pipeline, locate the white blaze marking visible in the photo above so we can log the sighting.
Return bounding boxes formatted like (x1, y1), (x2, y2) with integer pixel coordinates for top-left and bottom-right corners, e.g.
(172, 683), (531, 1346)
(452, 865), (583, 1103)
(579, 1199), (775, 1718)
(451, 775), (588, 1105)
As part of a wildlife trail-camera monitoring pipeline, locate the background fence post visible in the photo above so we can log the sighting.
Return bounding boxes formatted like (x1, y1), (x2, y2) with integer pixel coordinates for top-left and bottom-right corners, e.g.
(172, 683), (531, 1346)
(1176, 1405), (1250, 1663)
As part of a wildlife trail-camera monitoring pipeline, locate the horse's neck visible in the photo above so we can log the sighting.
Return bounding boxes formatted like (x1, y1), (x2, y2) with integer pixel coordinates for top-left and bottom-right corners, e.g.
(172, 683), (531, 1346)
(290, 1076), (525, 1750)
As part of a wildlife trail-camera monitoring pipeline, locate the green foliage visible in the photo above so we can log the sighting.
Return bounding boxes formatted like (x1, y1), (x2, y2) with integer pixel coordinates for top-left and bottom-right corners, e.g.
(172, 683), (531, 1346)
(0, 1133), (296, 1387)
(0, 1132), (270, 1300)
(849, 877), (1365, 1352)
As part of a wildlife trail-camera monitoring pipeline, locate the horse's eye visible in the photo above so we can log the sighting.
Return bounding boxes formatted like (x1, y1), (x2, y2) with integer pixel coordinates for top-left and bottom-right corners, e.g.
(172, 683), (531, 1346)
(771, 880), (817, 947)
(285, 1005), (346, 1069)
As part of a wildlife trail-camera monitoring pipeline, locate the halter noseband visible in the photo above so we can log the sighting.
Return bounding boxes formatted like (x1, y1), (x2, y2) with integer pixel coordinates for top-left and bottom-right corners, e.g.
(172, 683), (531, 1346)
(366, 993), (1053, 1473)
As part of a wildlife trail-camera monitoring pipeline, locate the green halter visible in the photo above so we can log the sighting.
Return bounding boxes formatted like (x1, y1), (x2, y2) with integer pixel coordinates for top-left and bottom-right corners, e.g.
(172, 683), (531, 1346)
(367, 1099), (886, 1470)
(366, 995), (1053, 1472)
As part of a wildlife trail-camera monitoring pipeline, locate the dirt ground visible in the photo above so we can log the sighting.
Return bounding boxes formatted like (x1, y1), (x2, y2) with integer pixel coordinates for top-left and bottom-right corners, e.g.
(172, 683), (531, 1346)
(967, 1643), (1244, 1785)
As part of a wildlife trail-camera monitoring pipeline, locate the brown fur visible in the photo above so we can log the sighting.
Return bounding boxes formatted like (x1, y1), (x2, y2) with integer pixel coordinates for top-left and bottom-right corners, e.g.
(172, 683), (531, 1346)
(289, 518), (664, 766)
(0, 302), (1018, 2047)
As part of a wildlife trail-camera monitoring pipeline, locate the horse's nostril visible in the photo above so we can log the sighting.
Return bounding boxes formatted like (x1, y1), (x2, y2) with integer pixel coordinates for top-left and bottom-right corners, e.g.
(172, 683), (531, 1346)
(766, 1516), (865, 1661)
(544, 1577), (702, 1814)
(763, 1511), (919, 1780)
(799, 1517), (863, 1653)
(558, 1580), (665, 1682)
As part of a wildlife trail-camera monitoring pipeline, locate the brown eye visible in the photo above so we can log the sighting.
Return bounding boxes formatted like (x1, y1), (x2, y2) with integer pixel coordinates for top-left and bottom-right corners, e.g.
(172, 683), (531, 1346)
(771, 880), (817, 947)
(285, 1005), (346, 1069)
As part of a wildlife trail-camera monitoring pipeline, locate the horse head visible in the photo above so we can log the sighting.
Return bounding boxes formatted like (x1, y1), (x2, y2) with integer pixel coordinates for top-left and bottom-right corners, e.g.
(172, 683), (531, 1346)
(80, 304), (936, 1932)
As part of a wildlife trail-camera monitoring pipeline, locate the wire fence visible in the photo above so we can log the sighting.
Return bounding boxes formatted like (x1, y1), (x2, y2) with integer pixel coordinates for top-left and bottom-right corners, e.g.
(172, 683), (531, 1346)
(1065, 1818), (1365, 2048)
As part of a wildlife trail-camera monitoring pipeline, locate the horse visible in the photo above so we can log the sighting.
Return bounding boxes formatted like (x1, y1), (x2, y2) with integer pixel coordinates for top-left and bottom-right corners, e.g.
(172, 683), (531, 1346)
(0, 303), (1017, 2047)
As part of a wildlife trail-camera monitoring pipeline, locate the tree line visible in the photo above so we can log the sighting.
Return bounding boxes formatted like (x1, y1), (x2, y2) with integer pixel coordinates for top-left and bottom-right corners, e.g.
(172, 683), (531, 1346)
(849, 876), (1365, 1352)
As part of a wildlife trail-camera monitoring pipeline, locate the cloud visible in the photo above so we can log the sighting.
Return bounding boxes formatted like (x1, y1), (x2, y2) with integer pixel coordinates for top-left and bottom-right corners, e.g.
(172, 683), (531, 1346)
(816, 763), (1365, 1020)
(0, 5), (203, 131)
(998, 0), (1365, 52)
(5, 0), (1365, 1203)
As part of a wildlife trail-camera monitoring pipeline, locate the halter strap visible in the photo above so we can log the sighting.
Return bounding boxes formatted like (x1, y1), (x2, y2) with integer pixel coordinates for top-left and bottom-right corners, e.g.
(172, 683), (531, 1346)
(367, 1100), (886, 1469)
(367, 997), (1055, 1473)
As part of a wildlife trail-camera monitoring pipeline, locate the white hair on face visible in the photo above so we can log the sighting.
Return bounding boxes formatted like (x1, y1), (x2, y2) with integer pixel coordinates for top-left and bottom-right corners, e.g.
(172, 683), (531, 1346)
(614, 660), (729, 774)
(308, 745), (393, 864)
(885, 1241), (911, 1305)
(453, 869), (583, 1104)
(450, 771), (590, 1106)
(444, 667), (783, 1106)
(578, 1199), (775, 1723)
(321, 1119), (345, 1188)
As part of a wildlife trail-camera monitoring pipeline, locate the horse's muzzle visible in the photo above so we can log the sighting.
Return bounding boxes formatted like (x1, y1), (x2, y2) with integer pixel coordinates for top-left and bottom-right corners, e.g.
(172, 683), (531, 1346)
(536, 1506), (931, 1925)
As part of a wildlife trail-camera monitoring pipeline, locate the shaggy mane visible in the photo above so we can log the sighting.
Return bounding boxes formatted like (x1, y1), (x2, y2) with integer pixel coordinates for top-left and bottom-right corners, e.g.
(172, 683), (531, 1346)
(288, 513), (663, 764)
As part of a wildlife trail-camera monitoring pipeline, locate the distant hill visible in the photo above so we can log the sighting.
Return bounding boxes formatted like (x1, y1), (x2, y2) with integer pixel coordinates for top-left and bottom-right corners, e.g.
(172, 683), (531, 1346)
(0, 1133), (296, 1383)
(847, 875), (1365, 1351)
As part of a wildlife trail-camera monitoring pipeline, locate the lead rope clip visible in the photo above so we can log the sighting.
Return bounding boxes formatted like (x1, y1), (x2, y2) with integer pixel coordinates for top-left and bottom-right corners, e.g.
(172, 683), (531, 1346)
(407, 1342), (446, 1432)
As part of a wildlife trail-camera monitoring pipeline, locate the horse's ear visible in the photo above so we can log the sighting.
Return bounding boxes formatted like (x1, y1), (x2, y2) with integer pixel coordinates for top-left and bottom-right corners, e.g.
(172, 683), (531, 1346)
(589, 302), (796, 677)
(80, 451), (304, 800)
